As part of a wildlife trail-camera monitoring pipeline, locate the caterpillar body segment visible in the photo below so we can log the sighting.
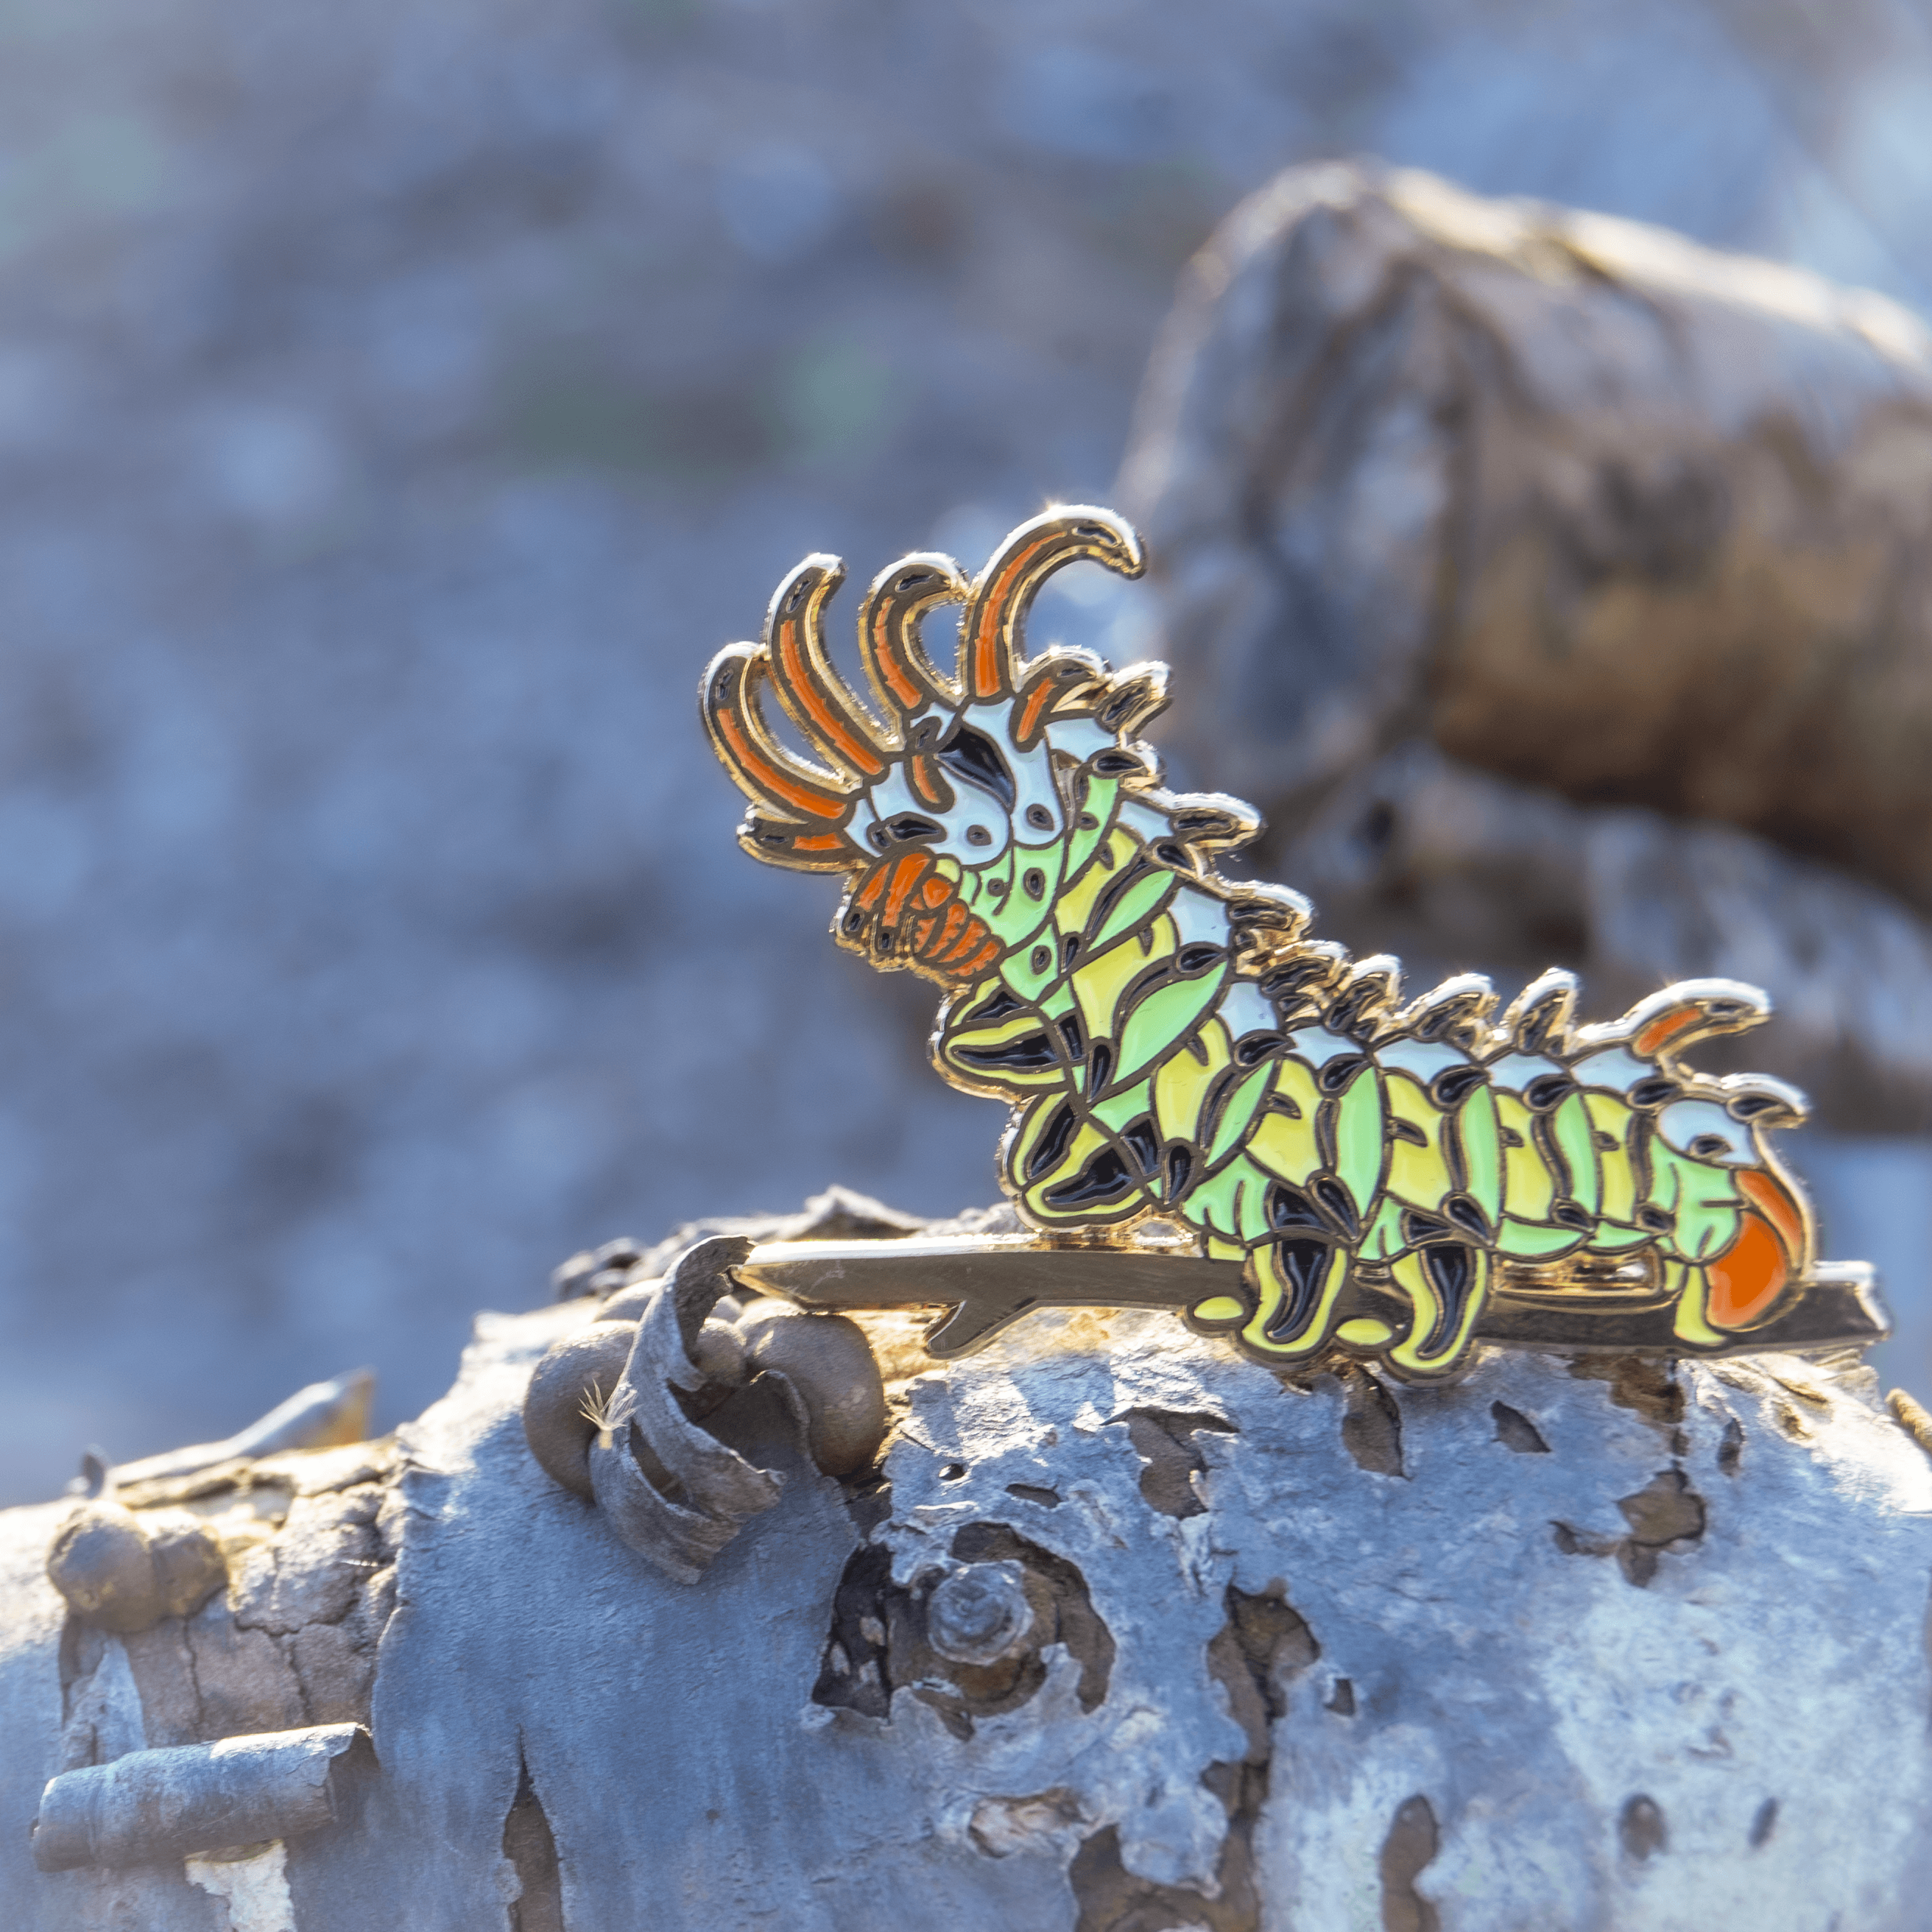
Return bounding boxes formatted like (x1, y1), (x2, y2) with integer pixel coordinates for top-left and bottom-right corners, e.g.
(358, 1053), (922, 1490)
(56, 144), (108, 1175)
(704, 509), (1825, 1382)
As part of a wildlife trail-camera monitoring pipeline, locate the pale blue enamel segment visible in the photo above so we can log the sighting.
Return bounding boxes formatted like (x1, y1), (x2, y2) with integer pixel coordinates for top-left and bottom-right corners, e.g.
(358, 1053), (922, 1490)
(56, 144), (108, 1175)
(1484, 1050), (1565, 1093)
(1286, 1026), (1366, 1072)
(1569, 1045), (1654, 1093)
(960, 694), (1068, 848)
(1657, 1098), (1755, 1165)
(1044, 716), (1119, 763)
(861, 755), (1013, 866)
(1375, 1036), (1471, 1083)
(1114, 797), (1172, 843)
(1219, 979), (1276, 1041)
(1170, 886), (1231, 949)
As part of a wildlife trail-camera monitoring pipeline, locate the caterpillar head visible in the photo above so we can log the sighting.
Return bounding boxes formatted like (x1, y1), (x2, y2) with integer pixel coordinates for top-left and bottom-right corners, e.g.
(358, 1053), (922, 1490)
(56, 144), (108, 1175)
(704, 507), (1180, 980)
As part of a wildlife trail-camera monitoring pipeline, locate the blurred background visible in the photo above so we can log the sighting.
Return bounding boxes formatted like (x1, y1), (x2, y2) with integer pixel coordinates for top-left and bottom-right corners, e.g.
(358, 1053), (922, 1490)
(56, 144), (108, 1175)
(3, 0), (1931, 1502)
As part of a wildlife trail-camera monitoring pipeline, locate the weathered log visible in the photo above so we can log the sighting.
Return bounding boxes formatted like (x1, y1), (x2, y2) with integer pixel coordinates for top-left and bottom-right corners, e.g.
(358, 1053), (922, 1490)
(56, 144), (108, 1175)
(1124, 162), (1932, 1130)
(6, 1196), (1932, 1928)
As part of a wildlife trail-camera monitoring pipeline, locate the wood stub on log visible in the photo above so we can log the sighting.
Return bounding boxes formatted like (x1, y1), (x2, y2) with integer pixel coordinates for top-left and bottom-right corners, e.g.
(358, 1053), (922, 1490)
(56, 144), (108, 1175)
(32, 1723), (376, 1871)
(1127, 158), (1932, 896)
(521, 1233), (890, 1582)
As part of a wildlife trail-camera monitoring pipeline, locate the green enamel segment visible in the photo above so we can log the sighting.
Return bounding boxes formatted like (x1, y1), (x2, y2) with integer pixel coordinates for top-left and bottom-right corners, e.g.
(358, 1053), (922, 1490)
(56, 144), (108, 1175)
(981, 843), (1066, 953)
(1459, 1084), (1501, 1223)
(1551, 1092), (1599, 1215)
(959, 845), (1014, 915)
(1090, 863), (1176, 956)
(1117, 968), (1230, 1085)
(1064, 775), (1119, 879)
(1584, 1221), (1656, 1253)
(1359, 1194), (1408, 1262)
(1646, 1144), (1742, 1261)
(1185, 1154), (1272, 1244)
(1092, 1080), (1154, 1135)
(1208, 1058), (1275, 1166)
(1332, 1067), (1384, 1220)
(1054, 834), (1132, 941)
(999, 937), (1061, 1004)
(1496, 1216), (1584, 1259)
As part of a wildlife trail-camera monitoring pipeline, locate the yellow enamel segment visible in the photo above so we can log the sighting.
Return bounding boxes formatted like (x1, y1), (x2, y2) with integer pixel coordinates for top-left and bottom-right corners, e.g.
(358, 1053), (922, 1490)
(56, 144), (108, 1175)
(1337, 1317), (1394, 1347)
(1071, 926), (1157, 1051)
(1153, 1021), (1230, 1149)
(1191, 1294), (1247, 1325)
(1585, 1093), (1638, 1224)
(1240, 1238), (1348, 1360)
(1669, 1258), (1721, 1346)
(1012, 1114), (1150, 1225)
(1004, 1090), (1075, 1183)
(937, 1001), (1068, 1093)
(1247, 1062), (1323, 1188)
(1386, 1245), (1490, 1377)
(1498, 1093), (1554, 1221)
(1054, 826), (1138, 938)
(1385, 1072), (1454, 1211)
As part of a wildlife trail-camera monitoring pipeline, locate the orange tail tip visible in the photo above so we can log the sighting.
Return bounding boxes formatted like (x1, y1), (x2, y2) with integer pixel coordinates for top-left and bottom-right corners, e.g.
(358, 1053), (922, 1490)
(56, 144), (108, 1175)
(1706, 1168), (1809, 1330)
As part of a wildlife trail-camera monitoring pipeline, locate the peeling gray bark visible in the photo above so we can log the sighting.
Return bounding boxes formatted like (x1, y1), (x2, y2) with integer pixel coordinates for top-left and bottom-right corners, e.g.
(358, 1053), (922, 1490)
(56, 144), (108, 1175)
(11, 1197), (1932, 1924)
(10, 1198), (1932, 1930)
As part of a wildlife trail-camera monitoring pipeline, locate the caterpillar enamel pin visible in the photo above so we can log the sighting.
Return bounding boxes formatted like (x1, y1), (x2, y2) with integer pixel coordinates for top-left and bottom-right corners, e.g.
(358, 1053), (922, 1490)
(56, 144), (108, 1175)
(701, 507), (1886, 1381)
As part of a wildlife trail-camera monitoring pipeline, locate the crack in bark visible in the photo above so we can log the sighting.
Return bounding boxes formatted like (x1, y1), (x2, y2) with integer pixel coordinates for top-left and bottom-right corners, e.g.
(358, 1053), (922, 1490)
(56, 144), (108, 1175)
(1117, 1409), (1236, 1518)
(503, 1750), (564, 1932)
(1553, 1466), (1706, 1587)
(1069, 1581), (1316, 1931)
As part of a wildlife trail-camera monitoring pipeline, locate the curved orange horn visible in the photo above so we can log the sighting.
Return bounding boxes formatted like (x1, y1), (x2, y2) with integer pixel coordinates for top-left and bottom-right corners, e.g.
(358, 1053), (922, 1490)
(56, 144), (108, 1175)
(761, 556), (890, 783)
(858, 551), (967, 721)
(702, 645), (855, 824)
(959, 505), (1145, 702)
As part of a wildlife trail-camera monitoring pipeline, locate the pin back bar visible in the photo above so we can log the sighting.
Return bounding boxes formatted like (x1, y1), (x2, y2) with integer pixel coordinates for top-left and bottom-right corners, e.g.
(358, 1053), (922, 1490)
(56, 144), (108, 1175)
(733, 1238), (1889, 1364)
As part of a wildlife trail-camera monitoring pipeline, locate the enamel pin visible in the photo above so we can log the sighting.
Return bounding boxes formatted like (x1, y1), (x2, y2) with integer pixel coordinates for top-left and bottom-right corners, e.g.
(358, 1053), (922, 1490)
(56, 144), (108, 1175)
(701, 507), (1886, 1381)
